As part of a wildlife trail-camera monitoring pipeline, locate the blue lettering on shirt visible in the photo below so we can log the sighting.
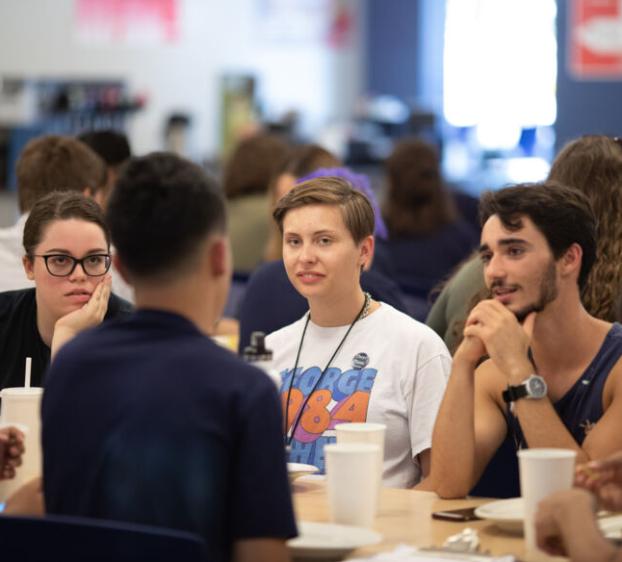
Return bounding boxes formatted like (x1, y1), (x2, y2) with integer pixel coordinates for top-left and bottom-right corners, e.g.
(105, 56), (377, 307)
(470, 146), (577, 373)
(283, 366), (379, 473)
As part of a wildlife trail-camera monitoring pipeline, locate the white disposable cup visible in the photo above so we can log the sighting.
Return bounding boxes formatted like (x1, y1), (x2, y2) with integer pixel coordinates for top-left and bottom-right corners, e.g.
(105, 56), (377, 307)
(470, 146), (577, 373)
(518, 448), (576, 555)
(336, 422), (386, 485)
(0, 387), (43, 502)
(325, 443), (380, 528)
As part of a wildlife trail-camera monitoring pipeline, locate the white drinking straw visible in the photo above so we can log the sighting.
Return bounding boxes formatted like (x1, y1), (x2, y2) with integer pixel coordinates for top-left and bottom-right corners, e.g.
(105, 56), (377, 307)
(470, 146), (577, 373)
(24, 357), (32, 388)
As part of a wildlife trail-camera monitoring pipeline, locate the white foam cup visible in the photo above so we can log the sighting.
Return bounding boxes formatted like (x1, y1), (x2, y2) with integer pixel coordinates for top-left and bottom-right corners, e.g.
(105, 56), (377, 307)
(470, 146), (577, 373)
(325, 442), (380, 528)
(518, 448), (576, 555)
(0, 387), (43, 502)
(335, 422), (386, 485)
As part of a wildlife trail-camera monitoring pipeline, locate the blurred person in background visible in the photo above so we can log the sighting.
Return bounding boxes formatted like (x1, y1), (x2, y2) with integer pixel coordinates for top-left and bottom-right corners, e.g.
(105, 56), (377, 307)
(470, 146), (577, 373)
(0, 135), (106, 293)
(382, 138), (478, 320)
(78, 129), (132, 207)
(0, 134), (133, 302)
(264, 144), (341, 262)
(224, 133), (289, 274)
(427, 135), (622, 353)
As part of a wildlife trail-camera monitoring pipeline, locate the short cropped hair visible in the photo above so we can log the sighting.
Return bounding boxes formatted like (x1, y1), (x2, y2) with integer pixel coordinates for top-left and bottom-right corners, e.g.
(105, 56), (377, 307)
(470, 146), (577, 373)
(16, 135), (107, 213)
(106, 152), (226, 280)
(273, 176), (375, 244)
(77, 130), (131, 167)
(23, 192), (110, 257)
(479, 181), (597, 289)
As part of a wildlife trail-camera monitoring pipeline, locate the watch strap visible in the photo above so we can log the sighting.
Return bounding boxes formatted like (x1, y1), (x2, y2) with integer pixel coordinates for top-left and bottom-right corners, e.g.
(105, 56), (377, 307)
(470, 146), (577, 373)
(502, 384), (529, 403)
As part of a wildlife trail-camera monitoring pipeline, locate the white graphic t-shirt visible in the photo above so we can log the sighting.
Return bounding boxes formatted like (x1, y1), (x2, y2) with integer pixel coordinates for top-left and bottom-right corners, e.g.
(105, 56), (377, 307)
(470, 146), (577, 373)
(267, 303), (451, 488)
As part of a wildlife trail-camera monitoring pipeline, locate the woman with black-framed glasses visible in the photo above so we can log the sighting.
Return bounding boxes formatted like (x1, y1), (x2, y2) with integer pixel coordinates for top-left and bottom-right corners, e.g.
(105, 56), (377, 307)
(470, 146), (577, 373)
(0, 192), (132, 390)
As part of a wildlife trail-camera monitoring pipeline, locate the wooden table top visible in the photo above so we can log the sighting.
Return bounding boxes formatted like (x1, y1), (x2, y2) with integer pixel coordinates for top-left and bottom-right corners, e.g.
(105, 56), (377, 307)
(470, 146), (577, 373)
(292, 478), (530, 560)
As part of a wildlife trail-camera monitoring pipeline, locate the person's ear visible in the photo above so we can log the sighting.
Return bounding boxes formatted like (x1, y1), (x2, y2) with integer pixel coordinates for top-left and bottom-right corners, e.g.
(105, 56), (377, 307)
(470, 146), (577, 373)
(359, 235), (375, 272)
(560, 243), (582, 280)
(209, 238), (228, 277)
(112, 254), (131, 284)
(23, 255), (35, 280)
(83, 186), (106, 209)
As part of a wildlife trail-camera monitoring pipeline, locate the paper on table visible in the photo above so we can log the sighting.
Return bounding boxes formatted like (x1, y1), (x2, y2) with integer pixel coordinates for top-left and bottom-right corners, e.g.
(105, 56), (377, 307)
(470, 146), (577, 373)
(348, 544), (515, 562)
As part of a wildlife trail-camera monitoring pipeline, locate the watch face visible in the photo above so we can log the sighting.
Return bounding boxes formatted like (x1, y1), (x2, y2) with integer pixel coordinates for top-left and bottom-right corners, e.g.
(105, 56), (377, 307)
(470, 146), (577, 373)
(527, 376), (547, 398)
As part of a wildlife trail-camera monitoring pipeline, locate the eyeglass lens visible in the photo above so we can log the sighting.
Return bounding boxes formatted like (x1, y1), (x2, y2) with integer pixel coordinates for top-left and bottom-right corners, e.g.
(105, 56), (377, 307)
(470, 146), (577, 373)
(44, 255), (110, 276)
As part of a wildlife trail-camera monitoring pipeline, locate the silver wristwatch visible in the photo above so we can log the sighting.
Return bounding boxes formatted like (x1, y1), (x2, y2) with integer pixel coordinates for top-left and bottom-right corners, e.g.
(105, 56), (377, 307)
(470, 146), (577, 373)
(502, 374), (547, 403)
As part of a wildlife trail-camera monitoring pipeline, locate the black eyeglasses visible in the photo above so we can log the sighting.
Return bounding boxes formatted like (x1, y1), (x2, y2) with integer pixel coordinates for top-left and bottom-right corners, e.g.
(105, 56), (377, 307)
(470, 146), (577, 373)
(32, 254), (112, 277)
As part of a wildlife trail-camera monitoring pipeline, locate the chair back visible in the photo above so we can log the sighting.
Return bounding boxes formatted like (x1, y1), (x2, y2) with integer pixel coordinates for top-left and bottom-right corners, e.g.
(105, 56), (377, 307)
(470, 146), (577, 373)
(0, 513), (206, 562)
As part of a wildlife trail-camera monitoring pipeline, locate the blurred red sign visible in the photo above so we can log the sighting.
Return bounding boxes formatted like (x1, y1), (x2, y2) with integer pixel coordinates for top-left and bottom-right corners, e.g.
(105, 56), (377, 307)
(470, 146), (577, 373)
(569, 0), (622, 77)
(76, 0), (179, 45)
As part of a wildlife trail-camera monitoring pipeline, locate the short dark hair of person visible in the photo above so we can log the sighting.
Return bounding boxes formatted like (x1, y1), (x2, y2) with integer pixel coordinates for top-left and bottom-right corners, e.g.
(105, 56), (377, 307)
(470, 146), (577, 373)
(479, 181), (597, 290)
(383, 138), (456, 238)
(223, 133), (289, 199)
(16, 135), (107, 214)
(273, 176), (375, 244)
(107, 152), (226, 281)
(23, 191), (110, 257)
(77, 130), (131, 167)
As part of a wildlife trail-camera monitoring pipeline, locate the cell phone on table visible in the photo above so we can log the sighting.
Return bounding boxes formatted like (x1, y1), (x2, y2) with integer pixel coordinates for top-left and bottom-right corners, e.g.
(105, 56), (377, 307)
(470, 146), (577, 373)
(432, 507), (481, 522)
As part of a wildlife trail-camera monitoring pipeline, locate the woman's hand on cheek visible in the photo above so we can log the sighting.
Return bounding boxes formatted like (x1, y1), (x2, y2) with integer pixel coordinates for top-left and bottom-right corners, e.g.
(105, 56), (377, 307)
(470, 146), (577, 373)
(51, 276), (112, 358)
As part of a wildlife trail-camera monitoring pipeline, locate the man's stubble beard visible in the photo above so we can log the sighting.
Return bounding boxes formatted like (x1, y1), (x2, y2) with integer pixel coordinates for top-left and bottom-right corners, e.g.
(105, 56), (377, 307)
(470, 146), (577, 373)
(513, 259), (558, 323)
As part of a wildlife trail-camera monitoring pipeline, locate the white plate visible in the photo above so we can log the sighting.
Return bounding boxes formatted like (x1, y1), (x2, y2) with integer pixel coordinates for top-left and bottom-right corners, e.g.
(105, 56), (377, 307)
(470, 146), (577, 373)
(288, 521), (382, 560)
(288, 463), (319, 482)
(597, 515), (622, 539)
(475, 498), (620, 538)
(474, 497), (523, 534)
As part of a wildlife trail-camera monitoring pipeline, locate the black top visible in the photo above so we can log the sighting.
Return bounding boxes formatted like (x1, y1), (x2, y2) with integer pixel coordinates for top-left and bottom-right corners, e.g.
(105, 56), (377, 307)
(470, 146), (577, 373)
(43, 310), (297, 562)
(0, 288), (132, 390)
(236, 259), (409, 352)
(471, 323), (622, 498)
(380, 220), (479, 299)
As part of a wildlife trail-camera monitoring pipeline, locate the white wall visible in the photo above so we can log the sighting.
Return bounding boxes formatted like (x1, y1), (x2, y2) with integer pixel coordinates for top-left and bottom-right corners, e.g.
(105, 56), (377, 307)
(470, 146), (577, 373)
(0, 0), (365, 158)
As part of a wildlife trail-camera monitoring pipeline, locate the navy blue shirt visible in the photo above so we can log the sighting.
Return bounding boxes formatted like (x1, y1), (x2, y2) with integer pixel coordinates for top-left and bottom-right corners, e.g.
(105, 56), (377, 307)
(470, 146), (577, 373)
(43, 310), (297, 562)
(380, 220), (479, 299)
(471, 323), (622, 498)
(237, 259), (409, 352)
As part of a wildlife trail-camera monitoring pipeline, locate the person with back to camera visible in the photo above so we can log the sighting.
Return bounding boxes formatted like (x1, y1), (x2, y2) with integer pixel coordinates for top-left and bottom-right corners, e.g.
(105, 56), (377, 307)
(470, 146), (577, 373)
(428, 182), (622, 500)
(41, 153), (296, 562)
(267, 177), (451, 489)
(0, 191), (132, 390)
(381, 139), (478, 311)
(77, 129), (132, 204)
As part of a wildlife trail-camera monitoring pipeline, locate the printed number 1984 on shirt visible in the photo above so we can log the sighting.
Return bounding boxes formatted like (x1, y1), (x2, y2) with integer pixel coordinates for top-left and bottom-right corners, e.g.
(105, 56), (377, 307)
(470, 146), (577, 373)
(282, 389), (370, 435)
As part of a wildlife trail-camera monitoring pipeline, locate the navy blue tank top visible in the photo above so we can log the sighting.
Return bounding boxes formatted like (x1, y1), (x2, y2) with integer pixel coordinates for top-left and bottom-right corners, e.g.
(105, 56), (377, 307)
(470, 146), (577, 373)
(470, 323), (622, 498)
